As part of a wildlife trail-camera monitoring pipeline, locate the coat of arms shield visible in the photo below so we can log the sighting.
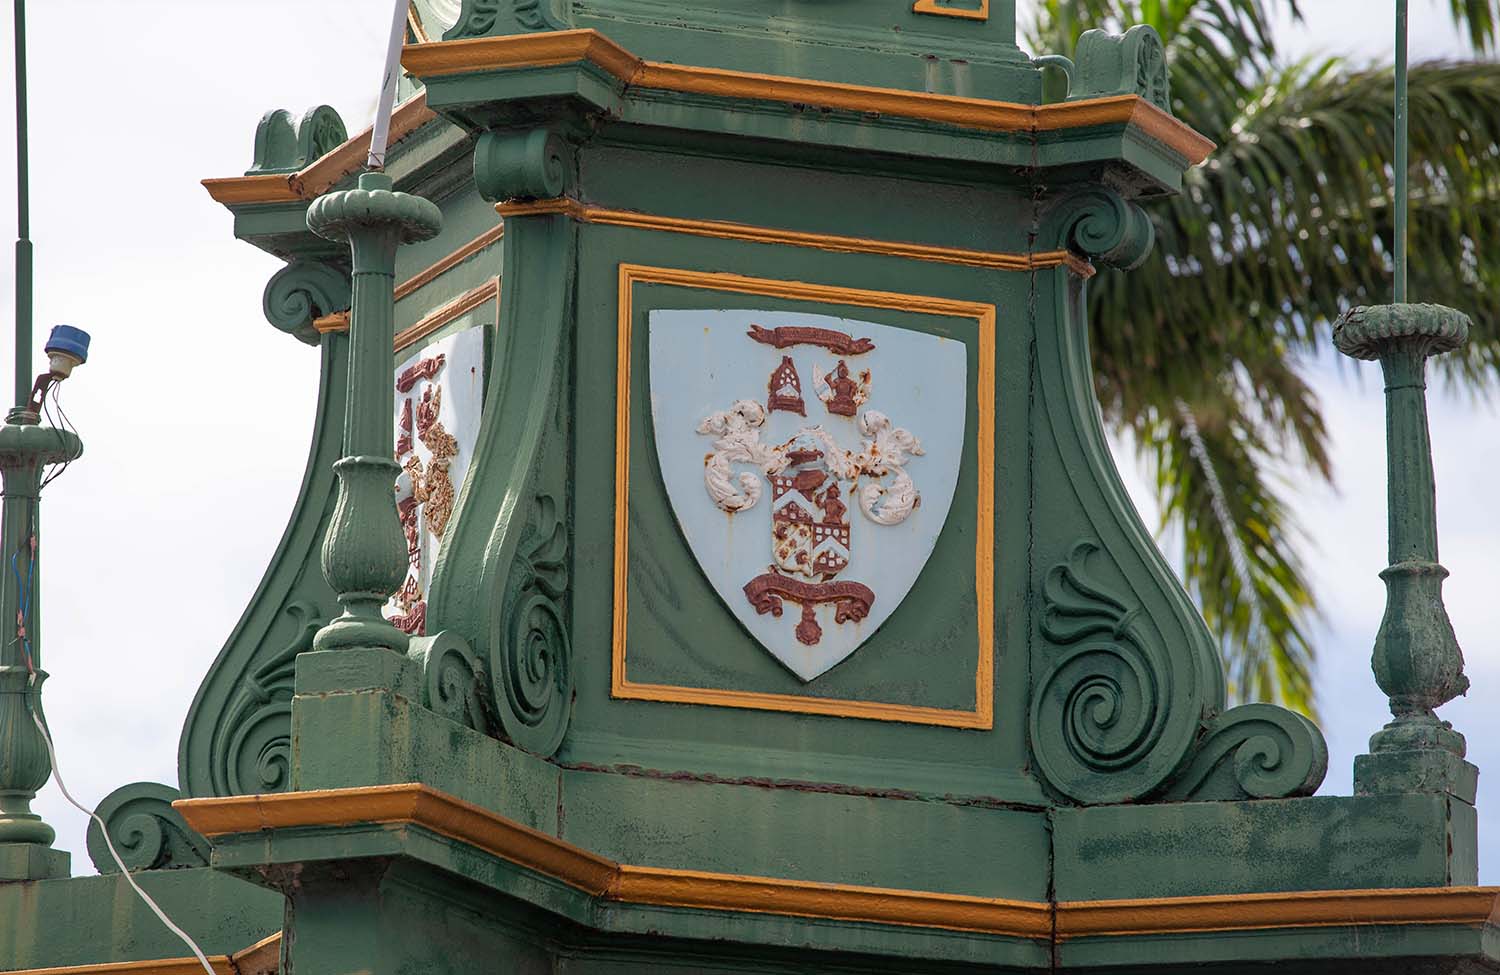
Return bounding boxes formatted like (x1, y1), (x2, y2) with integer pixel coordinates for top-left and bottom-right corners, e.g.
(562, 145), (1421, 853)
(649, 309), (966, 682)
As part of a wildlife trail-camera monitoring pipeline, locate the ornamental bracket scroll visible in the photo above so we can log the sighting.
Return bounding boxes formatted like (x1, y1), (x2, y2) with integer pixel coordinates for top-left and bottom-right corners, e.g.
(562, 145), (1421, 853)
(445, 0), (572, 39)
(1031, 541), (1327, 805)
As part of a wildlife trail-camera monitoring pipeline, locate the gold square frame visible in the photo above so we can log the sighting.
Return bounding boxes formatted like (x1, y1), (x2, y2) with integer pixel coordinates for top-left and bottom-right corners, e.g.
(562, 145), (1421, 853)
(612, 264), (996, 728)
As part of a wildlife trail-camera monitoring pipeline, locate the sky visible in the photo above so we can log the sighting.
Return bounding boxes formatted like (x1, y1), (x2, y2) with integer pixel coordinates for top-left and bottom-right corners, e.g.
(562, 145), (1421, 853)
(0, 0), (1496, 887)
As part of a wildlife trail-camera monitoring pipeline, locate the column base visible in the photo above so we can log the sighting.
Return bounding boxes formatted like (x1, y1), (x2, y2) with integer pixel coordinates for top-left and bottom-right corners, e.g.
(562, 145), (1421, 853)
(1355, 748), (1478, 803)
(0, 843), (70, 882)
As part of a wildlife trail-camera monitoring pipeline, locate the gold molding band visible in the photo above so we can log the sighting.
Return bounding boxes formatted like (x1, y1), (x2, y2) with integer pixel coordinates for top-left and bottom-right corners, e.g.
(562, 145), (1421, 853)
(391, 278), (500, 350)
(6, 930), (281, 975)
(911, 0), (990, 20)
(496, 200), (1095, 278)
(175, 785), (1047, 938)
(202, 94), (438, 207)
(611, 264), (994, 729)
(171, 784), (1500, 946)
(400, 30), (1213, 164)
(314, 223), (506, 335)
(9, 958), (235, 975)
(1056, 886), (1500, 940)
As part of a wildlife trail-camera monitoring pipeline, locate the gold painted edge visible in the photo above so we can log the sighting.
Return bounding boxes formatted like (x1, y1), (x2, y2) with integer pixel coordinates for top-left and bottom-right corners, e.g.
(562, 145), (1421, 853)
(399, 29), (1212, 165)
(228, 931), (282, 975)
(169, 785), (1500, 946)
(497, 200), (1095, 278)
(7, 958), (235, 975)
(1056, 886), (1500, 940)
(911, 0), (990, 19)
(613, 864), (1050, 937)
(315, 223), (505, 336)
(610, 264), (996, 729)
(202, 93), (437, 207)
(393, 278), (499, 351)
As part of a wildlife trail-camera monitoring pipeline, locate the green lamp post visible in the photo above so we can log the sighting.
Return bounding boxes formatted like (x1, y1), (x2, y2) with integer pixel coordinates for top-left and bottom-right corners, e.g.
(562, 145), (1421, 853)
(1334, 0), (1476, 799)
(0, 0), (85, 881)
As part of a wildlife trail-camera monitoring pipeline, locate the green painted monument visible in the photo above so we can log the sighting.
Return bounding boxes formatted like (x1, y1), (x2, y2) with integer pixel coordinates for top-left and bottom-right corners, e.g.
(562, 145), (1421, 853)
(2, 0), (1496, 972)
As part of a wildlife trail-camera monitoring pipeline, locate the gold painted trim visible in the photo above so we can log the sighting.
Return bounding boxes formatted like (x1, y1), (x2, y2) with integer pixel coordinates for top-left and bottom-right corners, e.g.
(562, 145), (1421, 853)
(315, 223), (506, 335)
(911, 0), (990, 20)
(229, 932), (282, 975)
(611, 264), (995, 729)
(7, 959), (236, 975)
(202, 93), (438, 207)
(172, 784), (1500, 947)
(200, 174), (299, 206)
(175, 785), (1048, 939)
(392, 278), (500, 350)
(400, 31), (1213, 165)
(402, 29), (643, 81)
(1056, 886), (1500, 940)
(497, 201), (1095, 278)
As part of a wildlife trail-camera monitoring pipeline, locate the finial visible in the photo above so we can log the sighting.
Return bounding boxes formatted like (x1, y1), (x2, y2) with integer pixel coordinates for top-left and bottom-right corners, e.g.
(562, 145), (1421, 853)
(1333, 0), (1476, 799)
(306, 172), (441, 655)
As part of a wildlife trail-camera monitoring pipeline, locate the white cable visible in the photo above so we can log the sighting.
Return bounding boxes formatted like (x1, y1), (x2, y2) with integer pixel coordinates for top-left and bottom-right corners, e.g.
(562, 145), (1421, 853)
(28, 703), (217, 975)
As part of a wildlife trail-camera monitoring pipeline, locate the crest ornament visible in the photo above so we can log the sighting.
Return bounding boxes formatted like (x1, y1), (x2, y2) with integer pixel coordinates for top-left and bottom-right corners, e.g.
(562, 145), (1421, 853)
(651, 309), (965, 682)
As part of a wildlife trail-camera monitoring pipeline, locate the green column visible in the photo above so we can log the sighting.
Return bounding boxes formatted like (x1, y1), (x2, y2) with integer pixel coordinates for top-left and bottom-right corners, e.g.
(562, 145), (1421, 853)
(0, 420), (80, 880)
(306, 172), (441, 655)
(1333, 303), (1474, 797)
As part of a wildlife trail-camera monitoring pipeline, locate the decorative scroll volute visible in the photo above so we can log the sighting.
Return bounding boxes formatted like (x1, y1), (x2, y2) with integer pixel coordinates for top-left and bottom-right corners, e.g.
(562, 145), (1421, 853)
(87, 782), (209, 873)
(263, 260), (351, 346)
(1028, 185), (1327, 805)
(1072, 25), (1172, 112)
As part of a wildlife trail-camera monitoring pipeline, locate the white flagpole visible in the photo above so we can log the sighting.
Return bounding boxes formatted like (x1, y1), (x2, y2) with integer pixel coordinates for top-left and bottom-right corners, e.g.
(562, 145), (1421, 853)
(367, 0), (411, 170)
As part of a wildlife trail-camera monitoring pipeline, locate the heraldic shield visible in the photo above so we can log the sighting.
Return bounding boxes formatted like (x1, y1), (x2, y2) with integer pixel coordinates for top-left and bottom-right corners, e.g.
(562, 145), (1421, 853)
(650, 309), (966, 682)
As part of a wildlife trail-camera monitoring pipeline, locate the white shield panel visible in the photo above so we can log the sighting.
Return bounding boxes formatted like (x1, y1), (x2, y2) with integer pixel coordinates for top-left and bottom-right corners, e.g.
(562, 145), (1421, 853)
(650, 309), (966, 682)
(385, 326), (485, 636)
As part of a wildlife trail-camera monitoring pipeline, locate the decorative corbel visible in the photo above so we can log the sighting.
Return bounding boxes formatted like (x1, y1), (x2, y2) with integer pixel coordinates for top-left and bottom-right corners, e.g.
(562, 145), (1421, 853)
(262, 260), (351, 346)
(1040, 186), (1156, 272)
(473, 128), (573, 203)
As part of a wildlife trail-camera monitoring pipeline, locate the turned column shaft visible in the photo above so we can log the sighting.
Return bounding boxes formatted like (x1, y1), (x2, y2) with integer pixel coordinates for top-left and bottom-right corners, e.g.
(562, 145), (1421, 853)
(344, 231), (400, 459)
(1381, 348), (1438, 565)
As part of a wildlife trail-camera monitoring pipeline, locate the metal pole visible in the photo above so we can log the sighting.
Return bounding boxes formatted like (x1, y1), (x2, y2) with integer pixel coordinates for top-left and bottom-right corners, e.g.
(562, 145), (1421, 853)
(1394, 0), (1409, 303)
(13, 0), (31, 409)
(367, 0), (410, 171)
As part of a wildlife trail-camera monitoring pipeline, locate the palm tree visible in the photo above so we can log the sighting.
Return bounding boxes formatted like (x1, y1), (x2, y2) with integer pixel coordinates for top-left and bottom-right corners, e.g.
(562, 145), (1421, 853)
(1026, 0), (1500, 715)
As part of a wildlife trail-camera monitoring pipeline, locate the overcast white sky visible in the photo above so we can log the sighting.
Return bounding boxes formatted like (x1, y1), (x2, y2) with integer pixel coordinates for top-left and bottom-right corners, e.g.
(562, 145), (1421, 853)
(0, 0), (1496, 886)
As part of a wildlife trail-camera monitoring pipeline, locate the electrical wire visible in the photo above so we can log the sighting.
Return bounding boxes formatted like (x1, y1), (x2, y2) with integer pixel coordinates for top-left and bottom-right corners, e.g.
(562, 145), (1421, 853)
(11, 443), (215, 975)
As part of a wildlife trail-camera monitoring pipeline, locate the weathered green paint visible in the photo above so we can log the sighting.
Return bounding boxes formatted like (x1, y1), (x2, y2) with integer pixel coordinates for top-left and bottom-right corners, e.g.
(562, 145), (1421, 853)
(8, 5), (1494, 974)
(0, 868), (280, 970)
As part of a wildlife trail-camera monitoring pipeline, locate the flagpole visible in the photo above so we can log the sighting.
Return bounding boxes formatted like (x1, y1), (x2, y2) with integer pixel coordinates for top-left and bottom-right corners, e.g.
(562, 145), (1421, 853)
(1394, 0), (1408, 303)
(367, 0), (410, 170)
(13, 0), (31, 411)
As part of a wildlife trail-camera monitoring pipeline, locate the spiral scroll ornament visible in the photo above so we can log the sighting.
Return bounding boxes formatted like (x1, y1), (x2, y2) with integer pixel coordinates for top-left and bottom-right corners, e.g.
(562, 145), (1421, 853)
(491, 494), (573, 756)
(474, 129), (570, 203)
(262, 260), (351, 346)
(1030, 542), (1178, 804)
(1161, 704), (1328, 801)
(209, 600), (322, 796)
(1041, 188), (1156, 272)
(409, 629), (495, 734)
(86, 782), (209, 874)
